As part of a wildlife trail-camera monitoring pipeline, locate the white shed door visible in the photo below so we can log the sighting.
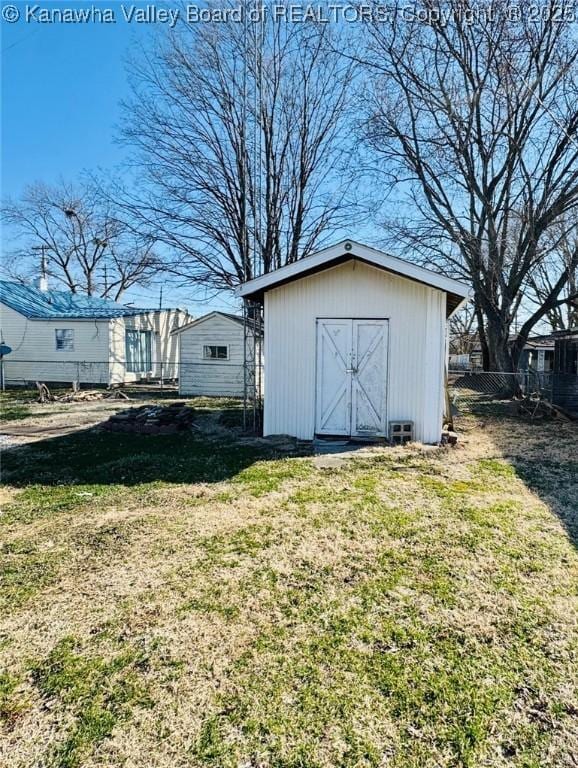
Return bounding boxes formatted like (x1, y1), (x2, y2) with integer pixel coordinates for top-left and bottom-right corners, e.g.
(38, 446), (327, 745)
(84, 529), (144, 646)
(316, 319), (388, 437)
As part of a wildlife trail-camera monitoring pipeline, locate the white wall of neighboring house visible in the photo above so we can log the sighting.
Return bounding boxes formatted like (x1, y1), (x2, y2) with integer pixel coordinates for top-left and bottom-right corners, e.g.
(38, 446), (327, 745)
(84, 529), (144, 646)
(0, 303), (187, 385)
(449, 353), (471, 370)
(177, 313), (249, 397)
(263, 260), (447, 443)
(0, 303), (111, 384)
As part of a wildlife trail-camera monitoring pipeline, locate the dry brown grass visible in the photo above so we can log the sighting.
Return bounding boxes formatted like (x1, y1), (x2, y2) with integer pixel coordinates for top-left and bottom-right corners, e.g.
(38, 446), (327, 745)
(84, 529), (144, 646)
(1, 412), (577, 768)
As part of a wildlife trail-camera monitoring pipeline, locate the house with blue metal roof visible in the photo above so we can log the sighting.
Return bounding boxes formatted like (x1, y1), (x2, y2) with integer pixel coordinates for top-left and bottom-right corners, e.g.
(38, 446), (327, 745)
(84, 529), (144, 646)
(0, 279), (190, 385)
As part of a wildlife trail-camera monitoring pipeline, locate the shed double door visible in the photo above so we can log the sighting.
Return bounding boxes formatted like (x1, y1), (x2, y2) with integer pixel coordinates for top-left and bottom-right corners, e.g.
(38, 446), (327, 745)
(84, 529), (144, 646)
(315, 318), (388, 437)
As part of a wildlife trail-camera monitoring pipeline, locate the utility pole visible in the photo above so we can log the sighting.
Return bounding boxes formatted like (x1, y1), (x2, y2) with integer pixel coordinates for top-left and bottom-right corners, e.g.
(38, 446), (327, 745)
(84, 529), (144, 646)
(31, 245), (48, 273)
(31, 245), (49, 291)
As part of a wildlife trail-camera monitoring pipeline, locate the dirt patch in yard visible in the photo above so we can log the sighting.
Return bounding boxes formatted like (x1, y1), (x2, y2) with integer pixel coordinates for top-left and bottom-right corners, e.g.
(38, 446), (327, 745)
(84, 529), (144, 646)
(0, 400), (133, 447)
(0, 394), (243, 448)
(1, 409), (577, 768)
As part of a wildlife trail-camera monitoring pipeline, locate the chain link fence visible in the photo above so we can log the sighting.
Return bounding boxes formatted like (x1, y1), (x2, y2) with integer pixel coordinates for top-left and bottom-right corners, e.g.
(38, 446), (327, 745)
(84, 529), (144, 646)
(1, 359), (576, 422)
(448, 370), (578, 420)
(0, 359), (245, 396)
(2, 360), (115, 387)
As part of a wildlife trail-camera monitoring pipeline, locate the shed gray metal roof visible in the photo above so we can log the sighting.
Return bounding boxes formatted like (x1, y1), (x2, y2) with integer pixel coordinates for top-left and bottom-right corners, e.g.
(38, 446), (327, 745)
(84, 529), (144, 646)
(0, 280), (165, 320)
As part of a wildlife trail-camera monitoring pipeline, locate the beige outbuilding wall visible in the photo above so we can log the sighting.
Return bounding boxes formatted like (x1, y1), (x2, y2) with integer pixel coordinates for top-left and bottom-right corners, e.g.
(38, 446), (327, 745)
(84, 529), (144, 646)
(108, 309), (185, 385)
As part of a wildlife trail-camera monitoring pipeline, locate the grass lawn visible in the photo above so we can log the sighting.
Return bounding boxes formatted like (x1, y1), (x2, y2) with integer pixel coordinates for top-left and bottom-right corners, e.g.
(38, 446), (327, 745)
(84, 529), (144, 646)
(1, 410), (577, 768)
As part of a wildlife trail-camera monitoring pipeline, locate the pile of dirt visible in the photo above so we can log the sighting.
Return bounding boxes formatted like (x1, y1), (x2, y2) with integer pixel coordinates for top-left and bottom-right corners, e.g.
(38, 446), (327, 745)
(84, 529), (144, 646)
(101, 403), (195, 435)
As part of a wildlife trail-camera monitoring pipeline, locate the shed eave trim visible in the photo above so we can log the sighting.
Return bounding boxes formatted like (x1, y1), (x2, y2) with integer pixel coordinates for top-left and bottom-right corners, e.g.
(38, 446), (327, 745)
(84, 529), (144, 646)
(236, 240), (470, 302)
(171, 310), (246, 335)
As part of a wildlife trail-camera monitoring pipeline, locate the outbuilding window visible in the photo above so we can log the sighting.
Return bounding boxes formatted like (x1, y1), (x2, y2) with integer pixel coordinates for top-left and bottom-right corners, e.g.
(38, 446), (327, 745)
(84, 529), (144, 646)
(203, 345), (228, 360)
(126, 329), (152, 372)
(55, 329), (74, 351)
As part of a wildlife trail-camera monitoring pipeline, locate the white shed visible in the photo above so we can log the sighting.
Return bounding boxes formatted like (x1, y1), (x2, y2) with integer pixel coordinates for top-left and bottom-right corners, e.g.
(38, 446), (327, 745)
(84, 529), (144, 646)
(172, 311), (257, 397)
(237, 240), (470, 443)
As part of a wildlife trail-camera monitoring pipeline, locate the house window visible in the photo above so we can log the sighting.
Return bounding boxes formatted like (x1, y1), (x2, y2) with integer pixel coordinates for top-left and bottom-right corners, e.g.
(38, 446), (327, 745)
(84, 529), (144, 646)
(55, 329), (74, 351)
(203, 345), (228, 360)
(126, 330), (152, 372)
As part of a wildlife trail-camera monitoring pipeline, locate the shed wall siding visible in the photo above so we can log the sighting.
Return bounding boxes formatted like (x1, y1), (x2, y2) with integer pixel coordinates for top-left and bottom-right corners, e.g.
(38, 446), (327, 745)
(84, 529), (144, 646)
(263, 261), (446, 442)
(178, 315), (246, 397)
(0, 303), (110, 384)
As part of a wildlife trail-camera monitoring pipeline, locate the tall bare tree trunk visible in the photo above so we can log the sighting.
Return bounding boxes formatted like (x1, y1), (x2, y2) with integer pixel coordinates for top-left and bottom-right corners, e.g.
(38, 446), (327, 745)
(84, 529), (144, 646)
(360, 0), (578, 371)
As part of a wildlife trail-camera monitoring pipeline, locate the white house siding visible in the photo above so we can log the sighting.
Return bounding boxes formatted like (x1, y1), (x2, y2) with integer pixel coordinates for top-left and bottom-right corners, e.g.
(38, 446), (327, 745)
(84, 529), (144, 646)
(108, 310), (185, 385)
(263, 261), (447, 443)
(178, 315), (246, 397)
(0, 304), (110, 384)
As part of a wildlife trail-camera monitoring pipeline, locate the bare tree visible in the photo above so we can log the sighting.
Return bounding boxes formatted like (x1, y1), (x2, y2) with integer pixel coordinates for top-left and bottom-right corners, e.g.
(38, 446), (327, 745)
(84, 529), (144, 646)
(360, 0), (578, 370)
(449, 302), (477, 355)
(2, 180), (161, 300)
(117, 4), (355, 289)
(527, 216), (578, 330)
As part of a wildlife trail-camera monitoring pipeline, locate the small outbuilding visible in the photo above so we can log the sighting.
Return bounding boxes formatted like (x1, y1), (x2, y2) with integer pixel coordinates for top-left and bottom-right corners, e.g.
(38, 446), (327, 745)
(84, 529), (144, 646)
(237, 240), (470, 443)
(552, 328), (578, 414)
(172, 311), (258, 398)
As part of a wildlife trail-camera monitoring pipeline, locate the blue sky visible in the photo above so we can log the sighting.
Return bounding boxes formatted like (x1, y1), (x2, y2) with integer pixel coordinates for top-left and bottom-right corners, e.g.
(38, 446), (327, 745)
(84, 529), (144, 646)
(2, 5), (129, 193)
(1, 2), (242, 315)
